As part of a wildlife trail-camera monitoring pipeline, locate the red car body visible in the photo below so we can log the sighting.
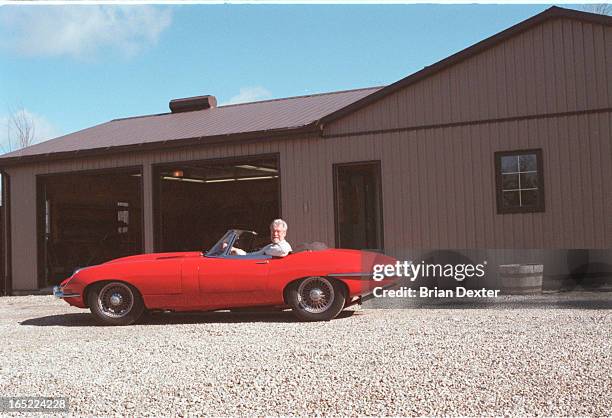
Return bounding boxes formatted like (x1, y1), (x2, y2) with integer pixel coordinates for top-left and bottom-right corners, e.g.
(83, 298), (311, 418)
(55, 231), (396, 317)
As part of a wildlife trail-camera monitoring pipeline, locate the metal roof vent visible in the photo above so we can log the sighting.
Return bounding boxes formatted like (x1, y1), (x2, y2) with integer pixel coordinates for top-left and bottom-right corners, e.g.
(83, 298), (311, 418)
(169, 95), (217, 113)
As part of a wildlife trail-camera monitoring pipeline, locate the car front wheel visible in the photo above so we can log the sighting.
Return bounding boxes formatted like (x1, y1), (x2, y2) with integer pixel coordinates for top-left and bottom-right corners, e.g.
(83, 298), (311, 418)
(88, 282), (145, 326)
(287, 277), (346, 321)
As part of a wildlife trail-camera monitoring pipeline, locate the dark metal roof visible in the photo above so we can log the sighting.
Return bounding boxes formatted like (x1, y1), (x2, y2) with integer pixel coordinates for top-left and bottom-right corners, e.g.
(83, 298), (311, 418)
(320, 6), (612, 126)
(0, 86), (382, 165)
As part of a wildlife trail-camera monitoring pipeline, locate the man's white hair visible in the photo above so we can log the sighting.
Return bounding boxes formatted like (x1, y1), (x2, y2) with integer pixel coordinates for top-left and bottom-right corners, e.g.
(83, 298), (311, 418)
(270, 219), (288, 231)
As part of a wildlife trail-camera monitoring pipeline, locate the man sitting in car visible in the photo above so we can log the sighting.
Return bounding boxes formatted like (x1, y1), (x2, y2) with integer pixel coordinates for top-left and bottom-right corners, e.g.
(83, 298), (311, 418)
(231, 219), (293, 257)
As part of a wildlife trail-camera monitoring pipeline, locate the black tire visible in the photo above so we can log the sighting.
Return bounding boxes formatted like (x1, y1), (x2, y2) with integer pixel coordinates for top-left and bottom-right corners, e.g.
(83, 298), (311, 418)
(87, 282), (145, 326)
(137, 309), (153, 324)
(287, 277), (346, 321)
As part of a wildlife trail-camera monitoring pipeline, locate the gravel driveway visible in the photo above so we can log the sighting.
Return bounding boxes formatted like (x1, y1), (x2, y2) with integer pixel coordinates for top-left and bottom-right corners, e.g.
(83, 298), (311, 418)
(0, 294), (610, 416)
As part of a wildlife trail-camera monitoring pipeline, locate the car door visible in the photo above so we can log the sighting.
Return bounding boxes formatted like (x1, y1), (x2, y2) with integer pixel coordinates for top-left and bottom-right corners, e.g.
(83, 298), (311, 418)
(196, 255), (272, 308)
(118, 256), (187, 309)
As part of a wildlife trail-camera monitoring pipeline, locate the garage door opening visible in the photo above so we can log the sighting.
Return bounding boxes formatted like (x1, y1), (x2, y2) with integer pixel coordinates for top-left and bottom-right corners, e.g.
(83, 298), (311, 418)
(37, 169), (143, 288)
(154, 155), (280, 252)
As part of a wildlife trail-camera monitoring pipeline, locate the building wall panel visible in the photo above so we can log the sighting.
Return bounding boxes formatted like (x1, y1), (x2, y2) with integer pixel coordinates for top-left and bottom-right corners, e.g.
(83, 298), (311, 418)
(9, 166), (38, 290)
(325, 112), (611, 251)
(326, 18), (611, 137)
(606, 26), (612, 105)
(6, 109), (611, 290)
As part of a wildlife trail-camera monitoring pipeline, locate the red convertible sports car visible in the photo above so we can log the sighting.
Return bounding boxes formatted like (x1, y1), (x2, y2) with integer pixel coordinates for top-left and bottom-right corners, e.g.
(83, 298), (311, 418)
(54, 229), (396, 325)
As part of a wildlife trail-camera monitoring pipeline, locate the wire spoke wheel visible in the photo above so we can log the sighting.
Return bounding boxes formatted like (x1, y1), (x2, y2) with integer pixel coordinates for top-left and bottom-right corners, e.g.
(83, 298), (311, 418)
(297, 277), (335, 314)
(97, 282), (135, 319)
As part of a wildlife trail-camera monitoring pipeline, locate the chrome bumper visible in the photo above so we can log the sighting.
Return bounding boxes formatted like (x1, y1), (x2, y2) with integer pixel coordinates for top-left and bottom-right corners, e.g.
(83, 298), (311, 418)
(53, 286), (80, 298)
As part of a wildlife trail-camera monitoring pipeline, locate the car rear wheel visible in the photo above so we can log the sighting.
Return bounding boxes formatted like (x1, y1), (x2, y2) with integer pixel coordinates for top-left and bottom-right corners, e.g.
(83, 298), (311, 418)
(88, 282), (145, 326)
(287, 277), (346, 321)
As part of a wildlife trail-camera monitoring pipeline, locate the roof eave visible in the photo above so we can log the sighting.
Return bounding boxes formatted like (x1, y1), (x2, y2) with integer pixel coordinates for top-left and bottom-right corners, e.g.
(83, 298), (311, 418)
(0, 123), (320, 169)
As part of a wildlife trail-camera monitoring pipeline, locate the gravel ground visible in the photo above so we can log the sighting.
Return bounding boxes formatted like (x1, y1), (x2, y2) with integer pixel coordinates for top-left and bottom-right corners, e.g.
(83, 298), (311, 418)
(0, 293), (610, 417)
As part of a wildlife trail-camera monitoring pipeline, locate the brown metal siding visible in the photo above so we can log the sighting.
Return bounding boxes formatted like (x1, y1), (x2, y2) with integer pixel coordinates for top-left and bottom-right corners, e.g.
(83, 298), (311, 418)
(323, 113), (611, 250)
(5, 111), (612, 290)
(10, 166), (38, 290)
(325, 18), (612, 137)
(319, 15), (612, 252)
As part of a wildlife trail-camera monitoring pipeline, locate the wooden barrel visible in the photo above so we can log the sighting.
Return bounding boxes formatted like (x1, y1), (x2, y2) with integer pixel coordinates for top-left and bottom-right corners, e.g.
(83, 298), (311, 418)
(499, 264), (544, 295)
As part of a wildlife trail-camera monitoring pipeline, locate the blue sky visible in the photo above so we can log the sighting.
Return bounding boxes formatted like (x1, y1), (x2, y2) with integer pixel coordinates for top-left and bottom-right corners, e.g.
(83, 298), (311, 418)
(0, 3), (591, 150)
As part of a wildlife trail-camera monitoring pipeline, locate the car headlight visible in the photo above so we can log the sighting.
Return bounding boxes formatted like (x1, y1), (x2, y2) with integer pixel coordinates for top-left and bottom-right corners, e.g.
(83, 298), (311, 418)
(60, 267), (85, 287)
(60, 276), (74, 287)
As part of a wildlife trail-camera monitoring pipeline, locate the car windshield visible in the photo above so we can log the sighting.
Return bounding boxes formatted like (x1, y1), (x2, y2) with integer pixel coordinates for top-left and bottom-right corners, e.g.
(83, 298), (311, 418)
(204, 230), (259, 257)
(232, 232), (258, 253)
(205, 231), (236, 257)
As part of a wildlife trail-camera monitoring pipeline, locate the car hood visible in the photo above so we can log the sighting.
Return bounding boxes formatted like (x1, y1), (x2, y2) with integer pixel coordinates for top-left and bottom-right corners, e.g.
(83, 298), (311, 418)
(104, 251), (202, 264)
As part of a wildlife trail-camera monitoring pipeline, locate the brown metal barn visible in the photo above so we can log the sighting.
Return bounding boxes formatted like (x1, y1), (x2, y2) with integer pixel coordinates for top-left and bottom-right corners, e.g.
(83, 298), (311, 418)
(0, 7), (611, 294)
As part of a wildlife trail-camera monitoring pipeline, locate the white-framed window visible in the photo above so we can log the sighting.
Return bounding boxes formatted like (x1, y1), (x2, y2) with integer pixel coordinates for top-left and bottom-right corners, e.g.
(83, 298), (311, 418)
(495, 149), (544, 214)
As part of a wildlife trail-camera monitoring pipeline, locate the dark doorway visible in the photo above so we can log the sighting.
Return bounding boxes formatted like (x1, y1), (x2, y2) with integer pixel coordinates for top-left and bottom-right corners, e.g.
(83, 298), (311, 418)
(334, 161), (384, 251)
(154, 155), (280, 253)
(37, 169), (143, 287)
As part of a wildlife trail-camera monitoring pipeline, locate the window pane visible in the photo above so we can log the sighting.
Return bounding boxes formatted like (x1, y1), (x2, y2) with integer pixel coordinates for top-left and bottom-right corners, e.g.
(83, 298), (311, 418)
(519, 154), (537, 172)
(520, 172), (538, 189)
(502, 191), (520, 208)
(521, 189), (539, 206)
(501, 156), (518, 173)
(502, 173), (519, 190)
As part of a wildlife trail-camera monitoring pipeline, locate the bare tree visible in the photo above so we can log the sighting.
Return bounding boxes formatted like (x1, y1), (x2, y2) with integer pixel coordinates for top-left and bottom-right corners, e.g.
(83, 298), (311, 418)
(582, 4), (612, 15)
(3, 107), (37, 153)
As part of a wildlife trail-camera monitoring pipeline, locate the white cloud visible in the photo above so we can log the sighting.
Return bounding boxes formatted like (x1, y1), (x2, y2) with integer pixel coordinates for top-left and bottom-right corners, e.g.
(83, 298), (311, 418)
(0, 109), (63, 154)
(0, 6), (172, 58)
(225, 86), (273, 105)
